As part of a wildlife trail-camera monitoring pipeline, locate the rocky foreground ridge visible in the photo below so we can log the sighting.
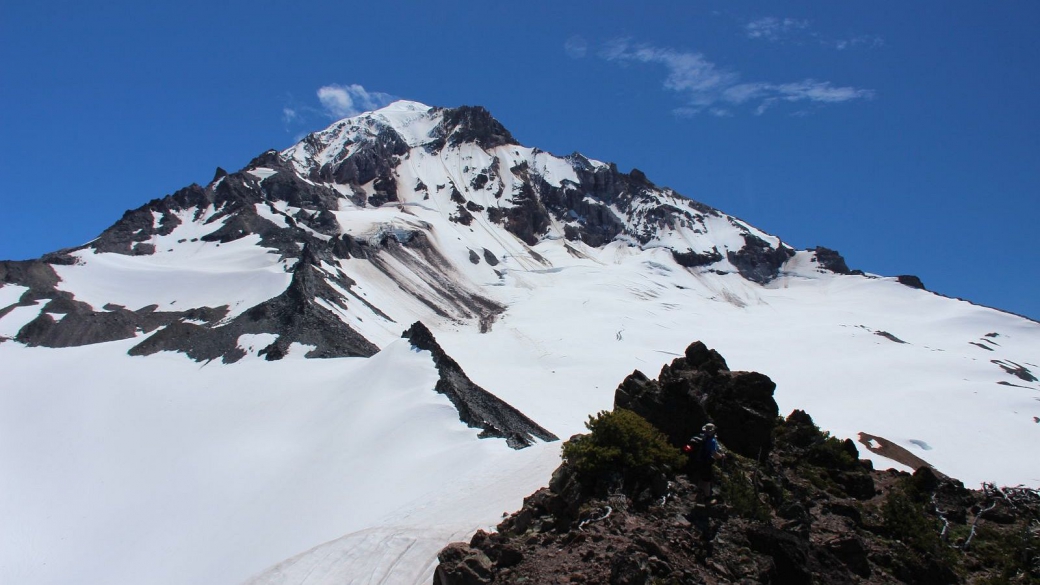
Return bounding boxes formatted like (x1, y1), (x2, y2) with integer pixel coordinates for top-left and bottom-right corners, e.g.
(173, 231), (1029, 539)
(434, 343), (1040, 584)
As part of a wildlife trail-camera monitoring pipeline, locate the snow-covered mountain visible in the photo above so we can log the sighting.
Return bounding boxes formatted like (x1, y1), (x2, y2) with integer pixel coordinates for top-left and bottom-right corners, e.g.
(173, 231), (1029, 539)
(1, 100), (1037, 585)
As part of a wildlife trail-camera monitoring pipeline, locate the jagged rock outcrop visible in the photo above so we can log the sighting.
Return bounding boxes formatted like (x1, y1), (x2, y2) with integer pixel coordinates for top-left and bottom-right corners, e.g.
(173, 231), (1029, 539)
(403, 321), (557, 449)
(898, 275), (927, 290)
(727, 234), (795, 284)
(812, 246), (858, 275)
(671, 247), (723, 268)
(614, 341), (779, 459)
(434, 105), (517, 149)
(434, 343), (1040, 584)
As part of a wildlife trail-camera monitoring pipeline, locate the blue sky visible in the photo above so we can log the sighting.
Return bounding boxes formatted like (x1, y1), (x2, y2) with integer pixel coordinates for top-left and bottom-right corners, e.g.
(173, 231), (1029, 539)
(2, 1), (1038, 319)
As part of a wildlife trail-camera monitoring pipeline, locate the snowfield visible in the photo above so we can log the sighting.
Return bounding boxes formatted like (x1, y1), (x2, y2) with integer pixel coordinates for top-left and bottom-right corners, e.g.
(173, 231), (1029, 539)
(1, 101), (1038, 584)
(0, 339), (557, 584)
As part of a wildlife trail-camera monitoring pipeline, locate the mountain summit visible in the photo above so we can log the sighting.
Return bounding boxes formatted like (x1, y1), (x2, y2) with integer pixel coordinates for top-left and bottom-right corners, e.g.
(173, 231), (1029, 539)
(3, 101), (806, 360)
(1, 102), (1038, 585)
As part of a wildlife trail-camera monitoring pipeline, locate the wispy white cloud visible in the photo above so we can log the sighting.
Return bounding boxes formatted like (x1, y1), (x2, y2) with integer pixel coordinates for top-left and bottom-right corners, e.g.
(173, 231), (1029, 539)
(316, 84), (396, 119)
(600, 39), (874, 116)
(280, 84), (398, 135)
(564, 35), (588, 59)
(830, 35), (885, 50)
(745, 16), (884, 50)
(745, 17), (809, 41)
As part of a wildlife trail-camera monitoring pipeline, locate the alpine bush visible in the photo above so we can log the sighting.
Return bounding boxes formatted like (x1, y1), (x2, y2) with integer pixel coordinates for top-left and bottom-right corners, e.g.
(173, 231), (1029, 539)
(716, 454), (771, 521)
(882, 477), (957, 579)
(562, 409), (684, 488)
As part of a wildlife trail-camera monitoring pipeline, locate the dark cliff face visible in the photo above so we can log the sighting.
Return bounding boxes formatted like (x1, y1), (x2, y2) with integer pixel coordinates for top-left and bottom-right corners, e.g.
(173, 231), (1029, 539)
(434, 342), (1040, 585)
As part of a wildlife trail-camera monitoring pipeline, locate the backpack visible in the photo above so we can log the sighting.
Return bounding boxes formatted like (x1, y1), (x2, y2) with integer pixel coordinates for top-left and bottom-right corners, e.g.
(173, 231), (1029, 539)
(684, 433), (712, 463)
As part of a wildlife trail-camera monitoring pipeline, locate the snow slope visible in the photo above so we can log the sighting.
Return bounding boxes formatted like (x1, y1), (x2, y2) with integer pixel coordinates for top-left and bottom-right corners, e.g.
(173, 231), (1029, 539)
(0, 339), (557, 584)
(1, 100), (1038, 585)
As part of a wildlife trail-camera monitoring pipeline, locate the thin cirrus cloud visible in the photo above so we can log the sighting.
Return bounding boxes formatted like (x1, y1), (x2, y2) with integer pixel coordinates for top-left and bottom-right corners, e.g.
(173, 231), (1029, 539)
(745, 17), (884, 50)
(829, 35), (884, 50)
(600, 38), (874, 117)
(564, 35), (589, 59)
(317, 84), (396, 118)
(744, 17), (810, 41)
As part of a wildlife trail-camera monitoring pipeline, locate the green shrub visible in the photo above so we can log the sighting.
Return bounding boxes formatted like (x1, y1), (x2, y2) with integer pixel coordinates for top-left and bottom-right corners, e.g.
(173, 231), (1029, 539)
(775, 411), (858, 470)
(883, 486), (942, 552)
(562, 409), (684, 488)
(807, 434), (857, 470)
(971, 523), (1040, 583)
(717, 460), (771, 521)
(882, 479), (957, 572)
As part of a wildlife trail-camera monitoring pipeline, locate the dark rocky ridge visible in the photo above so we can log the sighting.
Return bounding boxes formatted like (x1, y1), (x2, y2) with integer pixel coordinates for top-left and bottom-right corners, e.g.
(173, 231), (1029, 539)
(0, 257), (233, 349)
(434, 342), (1040, 585)
(1, 227), (380, 360)
(0, 190), (504, 361)
(403, 321), (557, 449)
(129, 245), (378, 362)
(17, 302), (228, 350)
(85, 152), (346, 260)
(671, 247), (723, 268)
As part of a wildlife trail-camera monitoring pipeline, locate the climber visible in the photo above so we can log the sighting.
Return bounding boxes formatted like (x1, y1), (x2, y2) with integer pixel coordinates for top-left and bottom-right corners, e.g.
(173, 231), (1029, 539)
(684, 422), (725, 501)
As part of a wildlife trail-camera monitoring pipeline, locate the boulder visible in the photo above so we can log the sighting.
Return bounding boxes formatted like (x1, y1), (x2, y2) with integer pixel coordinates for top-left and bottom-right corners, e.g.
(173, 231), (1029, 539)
(434, 543), (493, 585)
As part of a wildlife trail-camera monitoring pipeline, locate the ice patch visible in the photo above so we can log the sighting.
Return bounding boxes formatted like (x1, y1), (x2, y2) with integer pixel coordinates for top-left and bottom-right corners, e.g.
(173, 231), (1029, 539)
(0, 303), (41, 338)
(254, 204), (291, 229)
(236, 333), (278, 357)
(248, 167), (278, 181)
(0, 284), (29, 309)
(285, 342), (317, 358)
